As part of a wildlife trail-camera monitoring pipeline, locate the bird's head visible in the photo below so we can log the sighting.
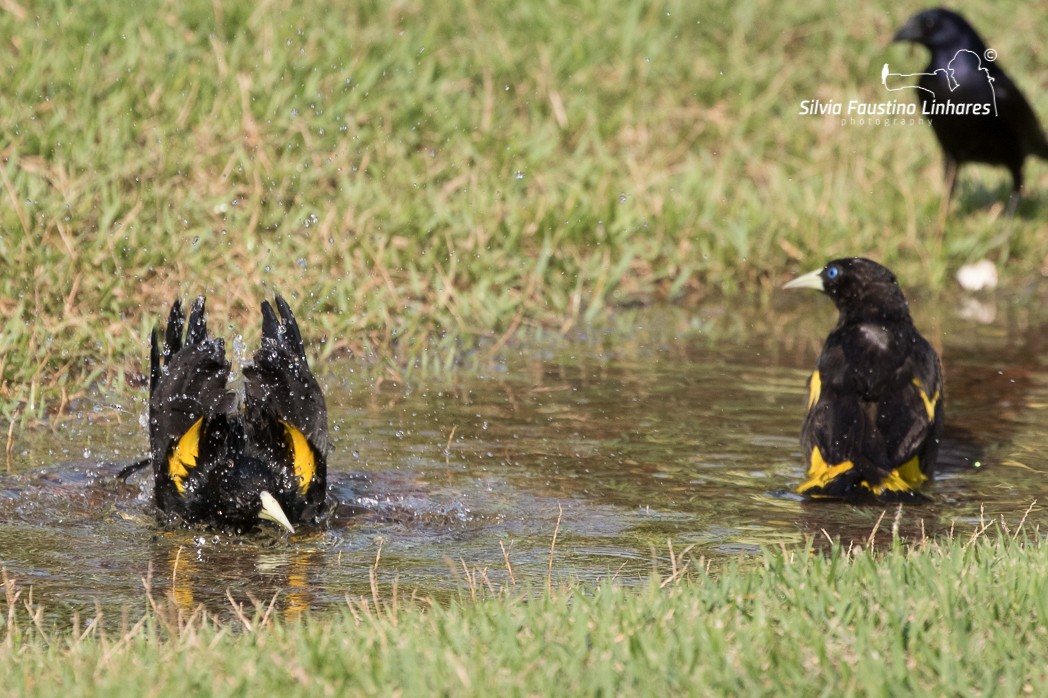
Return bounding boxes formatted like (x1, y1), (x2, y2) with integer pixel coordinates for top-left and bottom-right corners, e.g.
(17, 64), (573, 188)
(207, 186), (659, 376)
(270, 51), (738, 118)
(209, 458), (296, 534)
(892, 8), (985, 54)
(783, 258), (912, 326)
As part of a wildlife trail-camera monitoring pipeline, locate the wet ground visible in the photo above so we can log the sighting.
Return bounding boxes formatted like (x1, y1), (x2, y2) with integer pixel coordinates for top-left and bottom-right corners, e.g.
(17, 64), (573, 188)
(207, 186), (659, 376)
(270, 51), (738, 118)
(2, 291), (1047, 622)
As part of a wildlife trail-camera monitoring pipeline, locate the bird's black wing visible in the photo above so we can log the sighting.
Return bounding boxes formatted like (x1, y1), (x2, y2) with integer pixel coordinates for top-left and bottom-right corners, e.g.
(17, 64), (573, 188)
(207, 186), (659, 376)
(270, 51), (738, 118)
(149, 297), (231, 508)
(799, 342), (879, 497)
(243, 296), (328, 503)
(877, 332), (944, 478)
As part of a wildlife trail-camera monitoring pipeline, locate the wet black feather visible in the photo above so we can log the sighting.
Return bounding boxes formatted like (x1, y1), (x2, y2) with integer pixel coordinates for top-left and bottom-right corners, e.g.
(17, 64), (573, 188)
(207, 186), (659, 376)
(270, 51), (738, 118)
(147, 296), (328, 532)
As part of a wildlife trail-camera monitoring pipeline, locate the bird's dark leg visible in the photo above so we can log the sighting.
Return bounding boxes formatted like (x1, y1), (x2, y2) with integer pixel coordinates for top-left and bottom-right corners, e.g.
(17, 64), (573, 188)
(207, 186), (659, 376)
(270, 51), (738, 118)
(936, 157), (959, 239)
(1005, 164), (1023, 217)
(943, 157), (959, 202)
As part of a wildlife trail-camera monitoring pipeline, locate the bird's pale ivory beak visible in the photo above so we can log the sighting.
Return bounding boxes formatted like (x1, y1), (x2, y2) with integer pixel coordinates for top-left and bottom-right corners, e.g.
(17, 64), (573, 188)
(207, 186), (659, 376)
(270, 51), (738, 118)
(258, 491), (295, 534)
(783, 268), (825, 291)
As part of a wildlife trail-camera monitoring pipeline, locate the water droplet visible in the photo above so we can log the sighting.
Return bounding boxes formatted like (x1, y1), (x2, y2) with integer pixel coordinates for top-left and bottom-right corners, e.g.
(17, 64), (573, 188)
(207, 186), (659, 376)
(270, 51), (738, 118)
(233, 334), (247, 364)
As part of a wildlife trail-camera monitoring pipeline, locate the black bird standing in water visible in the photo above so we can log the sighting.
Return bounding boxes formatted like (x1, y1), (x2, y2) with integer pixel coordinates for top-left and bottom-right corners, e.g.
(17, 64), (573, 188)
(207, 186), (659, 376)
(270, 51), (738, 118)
(130, 295), (328, 533)
(784, 259), (944, 500)
(891, 7), (1048, 214)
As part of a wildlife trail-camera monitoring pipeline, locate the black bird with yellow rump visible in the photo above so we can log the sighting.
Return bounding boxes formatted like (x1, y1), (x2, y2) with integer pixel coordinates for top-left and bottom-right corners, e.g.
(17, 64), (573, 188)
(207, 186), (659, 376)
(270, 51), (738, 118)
(784, 258), (943, 501)
(139, 295), (328, 533)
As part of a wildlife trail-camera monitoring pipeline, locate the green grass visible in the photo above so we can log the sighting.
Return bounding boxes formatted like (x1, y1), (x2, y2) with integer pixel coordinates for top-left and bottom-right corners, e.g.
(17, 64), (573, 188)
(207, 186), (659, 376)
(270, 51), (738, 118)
(2, 0), (1047, 421)
(4, 525), (1048, 696)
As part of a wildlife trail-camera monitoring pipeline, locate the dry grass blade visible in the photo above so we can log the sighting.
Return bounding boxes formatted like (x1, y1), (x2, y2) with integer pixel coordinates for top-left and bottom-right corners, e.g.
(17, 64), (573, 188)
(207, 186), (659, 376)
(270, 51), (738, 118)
(370, 538), (384, 608)
(3, 568), (22, 649)
(866, 510), (888, 549)
(500, 540), (515, 589)
(226, 589), (254, 633)
(1014, 499), (1037, 538)
(547, 503), (562, 596)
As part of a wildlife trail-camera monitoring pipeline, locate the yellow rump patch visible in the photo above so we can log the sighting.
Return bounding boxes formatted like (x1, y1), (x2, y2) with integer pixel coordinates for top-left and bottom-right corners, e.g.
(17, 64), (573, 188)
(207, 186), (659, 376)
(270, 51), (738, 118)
(169, 418), (203, 495)
(798, 449), (926, 497)
(281, 421), (315, 495)
(896, 455), (928, 487)
(866, 456), (927, 495)
(911, 378), (940, 421)
(797, 446), (854, 494)
(807, 370), (821, 410)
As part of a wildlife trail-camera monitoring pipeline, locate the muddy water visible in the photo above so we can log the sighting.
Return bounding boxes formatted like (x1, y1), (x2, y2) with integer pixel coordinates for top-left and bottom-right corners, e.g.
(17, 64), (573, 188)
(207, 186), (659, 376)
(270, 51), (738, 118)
(2, 293), (1047, 621)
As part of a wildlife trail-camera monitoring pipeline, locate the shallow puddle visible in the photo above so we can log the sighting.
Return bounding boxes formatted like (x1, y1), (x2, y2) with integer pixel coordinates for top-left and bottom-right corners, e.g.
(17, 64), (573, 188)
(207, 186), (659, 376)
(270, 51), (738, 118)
(2, 291), (1047, 621)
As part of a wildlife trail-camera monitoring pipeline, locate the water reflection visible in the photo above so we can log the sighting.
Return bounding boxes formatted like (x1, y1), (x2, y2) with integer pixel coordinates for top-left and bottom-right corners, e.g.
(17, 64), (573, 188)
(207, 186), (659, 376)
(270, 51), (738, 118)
(155, 537), (323, 621)
(1, 293), (1047, 621)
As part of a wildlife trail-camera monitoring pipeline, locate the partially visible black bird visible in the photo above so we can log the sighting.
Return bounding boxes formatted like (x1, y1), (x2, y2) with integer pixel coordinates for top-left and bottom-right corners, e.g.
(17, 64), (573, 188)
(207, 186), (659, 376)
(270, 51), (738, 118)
(892, 7), (1048, 214)
(784, 258), (944, 500)
(143, 295), (328, 533)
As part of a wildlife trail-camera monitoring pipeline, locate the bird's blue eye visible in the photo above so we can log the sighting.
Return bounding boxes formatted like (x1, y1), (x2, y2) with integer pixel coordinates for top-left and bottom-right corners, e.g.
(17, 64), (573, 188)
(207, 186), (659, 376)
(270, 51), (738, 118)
(825, 265), (840, 280)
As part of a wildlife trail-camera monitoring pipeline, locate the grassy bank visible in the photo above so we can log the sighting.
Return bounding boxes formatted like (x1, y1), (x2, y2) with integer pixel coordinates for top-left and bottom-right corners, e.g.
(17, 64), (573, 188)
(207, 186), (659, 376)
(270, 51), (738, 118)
(3, 0), (1047, 420)
(3, 526), (1047, 696)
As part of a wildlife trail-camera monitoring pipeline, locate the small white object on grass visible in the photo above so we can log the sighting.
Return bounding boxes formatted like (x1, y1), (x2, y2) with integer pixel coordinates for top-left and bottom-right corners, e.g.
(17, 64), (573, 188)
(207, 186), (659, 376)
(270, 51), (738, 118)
(956, 259), (998, 291)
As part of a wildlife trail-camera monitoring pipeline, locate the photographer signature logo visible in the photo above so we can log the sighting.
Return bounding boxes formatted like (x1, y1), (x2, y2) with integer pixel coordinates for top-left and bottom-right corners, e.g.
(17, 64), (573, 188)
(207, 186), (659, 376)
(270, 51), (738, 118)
(882, 48), (998, 116)
(798, 48), (999, 124)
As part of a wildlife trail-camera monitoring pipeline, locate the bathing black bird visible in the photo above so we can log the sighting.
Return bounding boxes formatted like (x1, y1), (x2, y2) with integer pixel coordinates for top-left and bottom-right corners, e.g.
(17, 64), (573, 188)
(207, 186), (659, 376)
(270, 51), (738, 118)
(892, 7), (1048, 214)
(144, 295), (328, 533)
(784, 258), (944, 500)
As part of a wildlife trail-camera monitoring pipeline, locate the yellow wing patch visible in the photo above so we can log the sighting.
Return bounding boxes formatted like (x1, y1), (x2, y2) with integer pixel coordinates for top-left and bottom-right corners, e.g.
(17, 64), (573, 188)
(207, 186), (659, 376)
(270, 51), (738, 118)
(168, 418), (203, 494)
(911, 378), (940, 421)
(807, 370), (821, 410)
(797, 446), (854, 494)
(281, 421), (315, 495)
